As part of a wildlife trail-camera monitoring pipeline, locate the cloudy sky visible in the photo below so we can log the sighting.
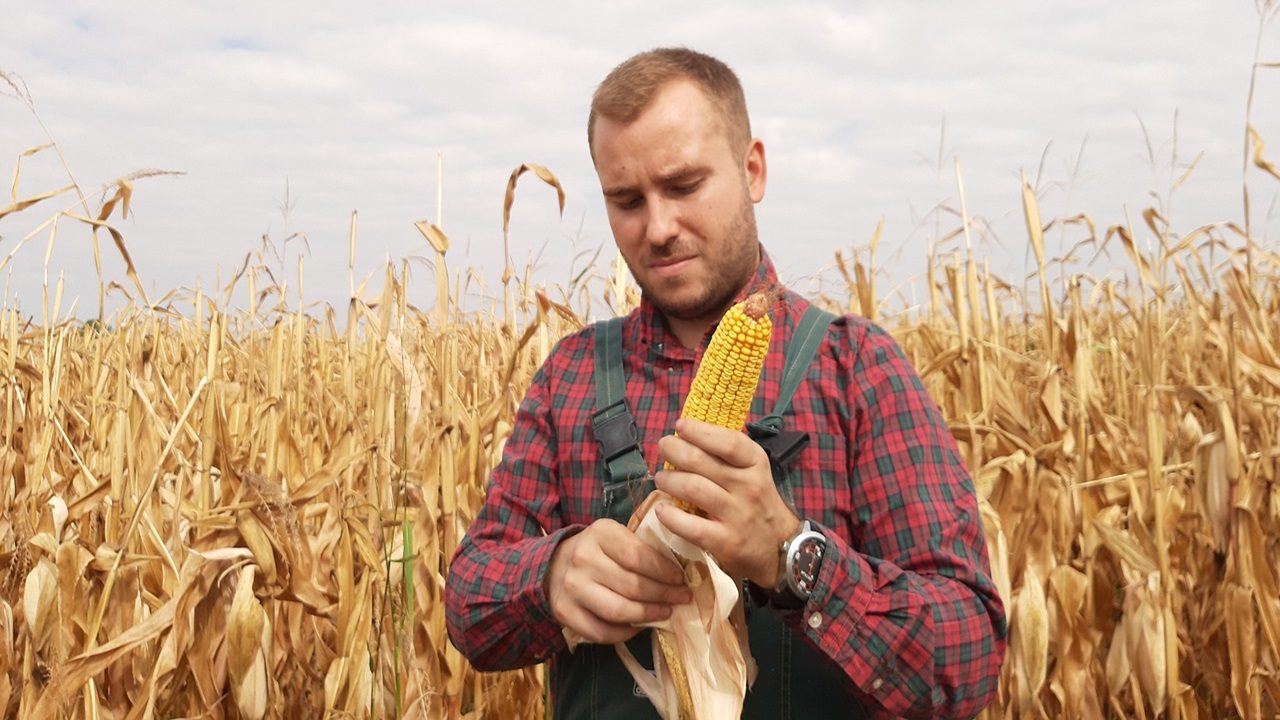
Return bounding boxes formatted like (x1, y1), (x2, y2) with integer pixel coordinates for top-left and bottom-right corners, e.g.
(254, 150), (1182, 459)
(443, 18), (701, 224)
(2, 1), (1279, 321)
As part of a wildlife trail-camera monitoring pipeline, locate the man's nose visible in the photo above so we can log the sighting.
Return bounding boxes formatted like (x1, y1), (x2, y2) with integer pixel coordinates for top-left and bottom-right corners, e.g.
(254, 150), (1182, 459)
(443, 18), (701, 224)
(644, 197), (679, 246)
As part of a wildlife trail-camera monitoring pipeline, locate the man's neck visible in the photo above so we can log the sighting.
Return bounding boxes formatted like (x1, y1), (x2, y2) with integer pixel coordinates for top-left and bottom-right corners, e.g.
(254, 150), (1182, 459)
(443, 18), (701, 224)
(668, 316), (715, 350)
(665, 292), (741, 349)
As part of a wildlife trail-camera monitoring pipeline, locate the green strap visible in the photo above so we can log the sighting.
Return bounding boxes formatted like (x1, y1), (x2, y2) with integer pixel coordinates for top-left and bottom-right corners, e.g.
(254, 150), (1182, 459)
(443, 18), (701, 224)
(746, 304), (835, 466)
(593, 317), (626, 411)
(762, 304), (836, 428)
(591, 317), (648, 484)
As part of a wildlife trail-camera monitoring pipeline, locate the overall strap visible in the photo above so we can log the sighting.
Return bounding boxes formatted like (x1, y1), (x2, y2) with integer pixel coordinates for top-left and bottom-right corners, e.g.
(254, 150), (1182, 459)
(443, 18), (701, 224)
(591, 317), (648, 483)
(747, 305), (837, 466)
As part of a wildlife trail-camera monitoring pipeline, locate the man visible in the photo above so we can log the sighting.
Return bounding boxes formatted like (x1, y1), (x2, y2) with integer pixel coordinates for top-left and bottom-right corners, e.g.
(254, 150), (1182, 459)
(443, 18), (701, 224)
(446, 47), (1006, 718)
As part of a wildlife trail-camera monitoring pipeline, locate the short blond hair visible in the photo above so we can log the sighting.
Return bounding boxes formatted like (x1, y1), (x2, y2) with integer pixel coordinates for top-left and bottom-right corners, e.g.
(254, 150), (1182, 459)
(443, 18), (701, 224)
(588, 47), (751, 159)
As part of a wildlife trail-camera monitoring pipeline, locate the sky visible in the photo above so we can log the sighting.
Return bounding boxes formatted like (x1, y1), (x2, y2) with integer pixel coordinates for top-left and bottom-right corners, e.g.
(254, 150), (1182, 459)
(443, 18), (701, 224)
(2, 1), (1279, 322)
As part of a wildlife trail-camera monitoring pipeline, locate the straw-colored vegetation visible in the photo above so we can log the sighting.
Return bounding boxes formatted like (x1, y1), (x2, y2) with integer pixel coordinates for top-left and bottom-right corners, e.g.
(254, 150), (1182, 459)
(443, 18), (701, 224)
(4, 40), (1280, 717)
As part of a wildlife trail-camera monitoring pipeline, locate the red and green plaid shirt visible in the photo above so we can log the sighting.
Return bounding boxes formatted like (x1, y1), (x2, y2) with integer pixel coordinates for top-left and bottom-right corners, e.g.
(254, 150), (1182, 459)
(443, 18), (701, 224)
(446, 252), (1006, 718)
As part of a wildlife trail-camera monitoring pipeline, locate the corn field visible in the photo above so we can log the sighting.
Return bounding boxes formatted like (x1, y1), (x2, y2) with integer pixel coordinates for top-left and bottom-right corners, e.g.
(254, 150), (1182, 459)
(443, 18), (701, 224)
(3, 93), (1280, 720)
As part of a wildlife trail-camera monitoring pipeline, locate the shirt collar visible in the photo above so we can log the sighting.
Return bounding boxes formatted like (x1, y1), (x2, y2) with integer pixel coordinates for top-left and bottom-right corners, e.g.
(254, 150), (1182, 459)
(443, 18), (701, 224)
(631, 244), (780, 360)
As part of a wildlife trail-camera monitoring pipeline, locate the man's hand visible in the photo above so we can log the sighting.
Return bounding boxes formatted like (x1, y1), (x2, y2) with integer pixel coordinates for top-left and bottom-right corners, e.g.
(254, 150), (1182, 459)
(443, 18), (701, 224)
(654, 418), (802, 588)
(547, 519), (692, 645)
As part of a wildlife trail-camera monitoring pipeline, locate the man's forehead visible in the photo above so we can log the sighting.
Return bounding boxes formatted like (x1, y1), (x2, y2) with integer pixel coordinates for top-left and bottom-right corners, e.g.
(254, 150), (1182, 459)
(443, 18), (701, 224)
(591, 79), (724, 148)
(591, 85), (735, 174)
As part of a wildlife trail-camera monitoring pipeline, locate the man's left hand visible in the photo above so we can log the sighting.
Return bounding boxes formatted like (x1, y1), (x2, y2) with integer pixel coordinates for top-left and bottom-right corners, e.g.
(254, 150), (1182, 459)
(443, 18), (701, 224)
(654, 417), (801, 588)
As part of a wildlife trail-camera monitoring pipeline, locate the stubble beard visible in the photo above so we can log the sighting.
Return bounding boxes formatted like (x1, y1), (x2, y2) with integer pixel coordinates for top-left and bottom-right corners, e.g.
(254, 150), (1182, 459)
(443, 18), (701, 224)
(634, 200), (760, 323)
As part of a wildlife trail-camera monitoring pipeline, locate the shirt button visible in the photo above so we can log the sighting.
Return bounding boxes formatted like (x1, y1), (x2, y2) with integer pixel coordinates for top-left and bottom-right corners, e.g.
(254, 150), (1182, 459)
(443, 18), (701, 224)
(655, 343), (663, 352)
(807, 613), (822, 629)
(871, 678), (884, 691)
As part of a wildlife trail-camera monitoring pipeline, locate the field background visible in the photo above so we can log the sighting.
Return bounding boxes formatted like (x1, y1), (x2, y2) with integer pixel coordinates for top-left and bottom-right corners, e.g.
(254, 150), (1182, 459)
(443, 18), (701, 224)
(3, 43), (1280, 720)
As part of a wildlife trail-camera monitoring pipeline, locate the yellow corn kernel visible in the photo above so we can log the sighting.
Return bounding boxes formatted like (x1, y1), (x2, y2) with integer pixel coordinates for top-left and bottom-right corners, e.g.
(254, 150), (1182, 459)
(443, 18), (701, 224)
(657, 630), (695, 720)
(664, 292), (772, 496)
(678, 292), (772, 433)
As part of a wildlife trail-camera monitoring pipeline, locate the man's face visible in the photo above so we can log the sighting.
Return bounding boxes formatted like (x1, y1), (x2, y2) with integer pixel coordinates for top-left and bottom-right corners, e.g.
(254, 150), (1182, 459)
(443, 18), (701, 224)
(591, 79), (766, 325)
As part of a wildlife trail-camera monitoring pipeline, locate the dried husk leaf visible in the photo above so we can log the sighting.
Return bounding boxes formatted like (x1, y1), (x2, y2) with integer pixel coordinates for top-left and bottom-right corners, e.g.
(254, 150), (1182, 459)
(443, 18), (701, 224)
(1197, 436), (1232, 550)
(324, 647), (375, 715)
(236, 510), (278, 586)
(1011, 564), (1049, 715)
(609, 491), (749, 719)
(1093, 519), (1159, 579)
(0, 600), (12, 664)
(47, 495), (67, 541)
(22, 560), (57, 650)
(227, 566), (270, 720)
(1125, 573), (1167, 715)
(0, 600), (13, 715)
(1240, 511), (1280, 681)
(1225, 583), (1259, 719)
(1105, 610), (1132, 700)
(1047, 565), (1102, 719)
(979, 498), (1012, 610)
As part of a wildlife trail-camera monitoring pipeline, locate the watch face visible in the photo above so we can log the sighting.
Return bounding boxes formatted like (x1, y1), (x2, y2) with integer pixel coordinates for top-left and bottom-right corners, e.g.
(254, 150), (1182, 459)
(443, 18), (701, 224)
(788, 534), (825, 598)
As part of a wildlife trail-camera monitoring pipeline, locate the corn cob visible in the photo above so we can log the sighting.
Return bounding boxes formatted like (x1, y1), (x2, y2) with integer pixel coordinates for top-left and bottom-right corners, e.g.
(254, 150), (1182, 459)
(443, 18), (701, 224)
(664, 291), (773, 504)
(658, 291), (772, 720)
(656, 630), (694, 718)
(680, 292), (772, 430)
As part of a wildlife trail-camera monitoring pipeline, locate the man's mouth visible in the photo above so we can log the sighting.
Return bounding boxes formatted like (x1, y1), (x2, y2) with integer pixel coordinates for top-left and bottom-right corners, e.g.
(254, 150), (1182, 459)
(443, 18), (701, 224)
(651, 256), (694, 278)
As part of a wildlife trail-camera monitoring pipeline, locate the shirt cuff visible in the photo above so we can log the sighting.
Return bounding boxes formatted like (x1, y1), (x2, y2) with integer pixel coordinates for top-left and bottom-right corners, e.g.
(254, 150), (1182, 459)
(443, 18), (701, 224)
(530, 524), (587, 629)
(791, 524), (907, 709)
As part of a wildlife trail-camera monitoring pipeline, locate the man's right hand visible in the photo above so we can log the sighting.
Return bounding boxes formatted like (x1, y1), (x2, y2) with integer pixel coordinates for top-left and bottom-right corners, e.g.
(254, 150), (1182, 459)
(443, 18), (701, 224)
(547, 518), (691, 645)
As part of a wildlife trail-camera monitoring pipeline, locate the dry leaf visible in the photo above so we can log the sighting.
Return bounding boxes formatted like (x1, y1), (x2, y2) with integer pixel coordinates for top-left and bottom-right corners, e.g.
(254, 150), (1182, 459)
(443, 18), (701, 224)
(1248, 125), (1280, 182)
(502, 162), (566, 238)
(227, 566), (270, 720)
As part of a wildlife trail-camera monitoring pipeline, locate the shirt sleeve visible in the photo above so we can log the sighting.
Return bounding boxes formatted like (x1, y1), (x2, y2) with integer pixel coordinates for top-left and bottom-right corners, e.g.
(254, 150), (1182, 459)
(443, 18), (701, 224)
(787, 322), (1007, 719)
(445, 363), (580, 670)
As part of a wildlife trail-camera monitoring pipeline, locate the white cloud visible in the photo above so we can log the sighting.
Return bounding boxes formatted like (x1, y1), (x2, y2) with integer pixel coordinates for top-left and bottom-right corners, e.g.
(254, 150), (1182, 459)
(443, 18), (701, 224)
(1, 1), (1278, 320)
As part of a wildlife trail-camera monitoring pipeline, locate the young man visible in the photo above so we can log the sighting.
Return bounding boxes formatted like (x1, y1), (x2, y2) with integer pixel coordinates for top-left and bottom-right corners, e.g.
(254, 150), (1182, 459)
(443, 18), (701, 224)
(446, 47), (1006, 719)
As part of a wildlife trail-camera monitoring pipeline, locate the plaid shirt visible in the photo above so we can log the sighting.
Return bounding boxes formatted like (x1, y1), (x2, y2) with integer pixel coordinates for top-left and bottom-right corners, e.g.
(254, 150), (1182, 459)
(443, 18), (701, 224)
(446, 251), (1007, 719)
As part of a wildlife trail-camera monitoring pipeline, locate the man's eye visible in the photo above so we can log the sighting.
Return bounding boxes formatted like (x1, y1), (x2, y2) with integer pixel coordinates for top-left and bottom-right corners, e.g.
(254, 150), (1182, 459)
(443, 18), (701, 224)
(672, 181), (700, 196)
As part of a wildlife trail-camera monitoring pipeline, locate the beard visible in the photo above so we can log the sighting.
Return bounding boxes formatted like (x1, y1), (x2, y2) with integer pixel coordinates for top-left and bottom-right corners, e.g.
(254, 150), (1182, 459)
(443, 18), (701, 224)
(634, 199), (760, 323)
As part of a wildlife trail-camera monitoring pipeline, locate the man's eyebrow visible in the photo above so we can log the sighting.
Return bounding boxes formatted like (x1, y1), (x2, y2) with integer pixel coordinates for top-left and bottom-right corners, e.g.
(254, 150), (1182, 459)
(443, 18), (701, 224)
(602, 166), (707, 197)
(659, 165), (705, 184)
(602, 184), (636, 198)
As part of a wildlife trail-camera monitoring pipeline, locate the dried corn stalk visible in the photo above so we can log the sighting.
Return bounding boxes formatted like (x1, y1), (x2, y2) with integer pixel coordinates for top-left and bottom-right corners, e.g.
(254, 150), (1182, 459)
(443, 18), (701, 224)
(5, 150), (1280, 719)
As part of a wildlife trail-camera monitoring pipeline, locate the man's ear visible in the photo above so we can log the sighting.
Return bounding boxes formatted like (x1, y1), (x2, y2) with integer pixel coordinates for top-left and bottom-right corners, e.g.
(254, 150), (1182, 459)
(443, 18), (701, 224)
(744, 138), (767, 203)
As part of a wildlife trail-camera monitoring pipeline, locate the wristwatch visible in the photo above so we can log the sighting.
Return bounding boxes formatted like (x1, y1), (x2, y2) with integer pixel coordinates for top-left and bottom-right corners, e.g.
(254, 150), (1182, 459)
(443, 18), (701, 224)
(762, 519), (826, 609)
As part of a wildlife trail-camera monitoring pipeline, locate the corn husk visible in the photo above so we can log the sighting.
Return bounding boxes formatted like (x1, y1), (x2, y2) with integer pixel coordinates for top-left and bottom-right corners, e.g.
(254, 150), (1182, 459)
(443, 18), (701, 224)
(613, 491), (751, 720)
(226, 566), (271, 720)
